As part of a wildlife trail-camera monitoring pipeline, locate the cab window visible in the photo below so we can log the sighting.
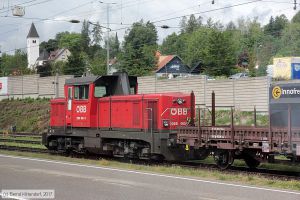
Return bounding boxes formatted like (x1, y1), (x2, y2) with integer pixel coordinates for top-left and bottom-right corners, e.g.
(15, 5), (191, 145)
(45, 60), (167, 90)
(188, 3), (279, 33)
(68, 87), (72, 99)
(74, 85), (89, 100)
(94, 86), (107, 97)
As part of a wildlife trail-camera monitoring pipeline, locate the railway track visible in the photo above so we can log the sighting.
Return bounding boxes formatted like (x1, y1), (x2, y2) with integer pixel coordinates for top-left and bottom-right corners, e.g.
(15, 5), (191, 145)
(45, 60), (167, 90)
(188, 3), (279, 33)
(0, 145), (48, 153)
(1, 134), (42, 138)
(0, 138), (41, 144)
(0, 143), (299, 180)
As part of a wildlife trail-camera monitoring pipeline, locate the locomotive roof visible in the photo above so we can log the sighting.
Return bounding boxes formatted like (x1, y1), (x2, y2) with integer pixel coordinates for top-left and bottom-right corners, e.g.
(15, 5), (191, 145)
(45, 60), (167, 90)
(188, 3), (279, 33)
(65, 76), (100, 85)
(65, 74), (137, 86)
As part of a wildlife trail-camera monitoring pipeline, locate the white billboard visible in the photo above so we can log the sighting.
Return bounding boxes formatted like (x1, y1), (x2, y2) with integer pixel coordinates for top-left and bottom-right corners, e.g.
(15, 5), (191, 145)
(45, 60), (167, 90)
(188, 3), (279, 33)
(0, 77), (8, 95)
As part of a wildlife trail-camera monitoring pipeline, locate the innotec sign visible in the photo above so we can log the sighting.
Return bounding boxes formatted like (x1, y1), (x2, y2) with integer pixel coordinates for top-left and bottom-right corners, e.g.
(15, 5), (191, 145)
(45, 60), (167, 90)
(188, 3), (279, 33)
(270, 83), (300, 103)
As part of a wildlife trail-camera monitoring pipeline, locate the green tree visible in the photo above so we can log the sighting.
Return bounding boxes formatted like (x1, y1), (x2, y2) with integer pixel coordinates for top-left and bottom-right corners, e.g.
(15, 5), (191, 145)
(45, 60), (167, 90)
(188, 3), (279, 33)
(51, 61), (67, 75)
(204, 30), (236, 76)
(237, 18), (264, 74)
(89, 55), (106, 75)
(91, 21), (102, 46)
(183, 28), (211, 67)
(55, 31), (70, 42)
(81, 20), (90, 52)
(206, 17), (214, 28)
(0, 50), (29, 76)
(180, 15), (203, 33)
(179, 16), (187, 33)
(36, 62), (51, 77)
(160, 32), (186, 57)
(264, 16), (275, 35)
(186, 14), (199, 33)
(111, 33), (120, 58)
(264, 15), (288, 37)
(63, 52), (85, 76)
(104, 33), (120, 58)
(119, 20), (158, 76)
(277, 23), (300, 56)
(40, 39), (58, 52)
(58, 32), (82, 52)
(226, 21), (237, 31)
(292, 11), (300, 23)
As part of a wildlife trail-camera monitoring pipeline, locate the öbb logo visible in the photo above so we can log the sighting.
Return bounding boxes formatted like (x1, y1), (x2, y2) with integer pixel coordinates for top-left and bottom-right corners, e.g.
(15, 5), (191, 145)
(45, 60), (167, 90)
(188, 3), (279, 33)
(171, 108), (188, 116)
(76, 105), (87, 113)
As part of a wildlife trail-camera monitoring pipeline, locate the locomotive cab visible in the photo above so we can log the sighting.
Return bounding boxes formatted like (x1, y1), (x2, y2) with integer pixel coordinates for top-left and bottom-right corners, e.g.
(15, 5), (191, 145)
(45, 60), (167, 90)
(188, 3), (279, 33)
(62, 73), (137, 128)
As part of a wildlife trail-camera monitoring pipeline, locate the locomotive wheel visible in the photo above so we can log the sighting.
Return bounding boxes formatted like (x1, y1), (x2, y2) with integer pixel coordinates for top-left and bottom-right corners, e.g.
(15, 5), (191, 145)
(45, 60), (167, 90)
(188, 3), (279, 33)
(150, 154), (165, 162)
(214, 150), (234, 170)
(243, 154), (260, 169)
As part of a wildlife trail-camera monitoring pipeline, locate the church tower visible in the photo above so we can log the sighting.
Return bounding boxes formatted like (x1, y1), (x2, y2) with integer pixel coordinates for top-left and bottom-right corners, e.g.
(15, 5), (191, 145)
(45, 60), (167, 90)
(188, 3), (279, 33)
(27, 23), (39, 69)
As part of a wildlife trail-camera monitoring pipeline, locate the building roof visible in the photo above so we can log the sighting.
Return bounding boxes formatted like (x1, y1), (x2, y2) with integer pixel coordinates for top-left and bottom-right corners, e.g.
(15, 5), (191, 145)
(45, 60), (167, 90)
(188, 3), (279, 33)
(190, 61), (204, 74)
(27, 23), (39, 38)
(49, 48), (69, 61)
(109, 57), (118, 65)
(156, 55), (175, 71)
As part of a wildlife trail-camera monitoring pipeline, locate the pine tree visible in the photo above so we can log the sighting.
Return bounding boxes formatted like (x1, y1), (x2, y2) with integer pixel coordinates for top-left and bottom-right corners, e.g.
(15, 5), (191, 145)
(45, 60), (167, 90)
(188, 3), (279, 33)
(179, 16), (187, 33)
(81, 20), (90, 52)
(91, 21), (102, 45)
(111, 33), (120, 58)
(186, 14), (199, 33)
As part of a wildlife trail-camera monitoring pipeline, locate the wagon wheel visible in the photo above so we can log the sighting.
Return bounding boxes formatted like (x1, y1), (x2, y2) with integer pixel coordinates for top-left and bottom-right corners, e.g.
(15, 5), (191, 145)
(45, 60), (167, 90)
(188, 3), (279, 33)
(243, 154), (260, 169)
(194, 149), (210, 160)
(214, 150), (234, 170)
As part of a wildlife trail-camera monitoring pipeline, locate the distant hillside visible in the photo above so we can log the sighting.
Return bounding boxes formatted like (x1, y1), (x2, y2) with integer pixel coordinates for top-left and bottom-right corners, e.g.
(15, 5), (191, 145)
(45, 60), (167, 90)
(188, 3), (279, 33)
(0, 98), (50, 133)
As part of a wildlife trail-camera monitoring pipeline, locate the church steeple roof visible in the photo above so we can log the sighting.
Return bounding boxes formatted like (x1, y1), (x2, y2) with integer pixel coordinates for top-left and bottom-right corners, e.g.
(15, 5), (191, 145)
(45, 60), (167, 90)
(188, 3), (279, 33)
(27, 23), (39, 38)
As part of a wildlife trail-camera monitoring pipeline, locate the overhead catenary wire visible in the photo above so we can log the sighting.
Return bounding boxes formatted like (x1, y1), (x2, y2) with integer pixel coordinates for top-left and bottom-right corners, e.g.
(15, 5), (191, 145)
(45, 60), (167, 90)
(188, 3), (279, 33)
(0, 4), (293, 56)
(0, 0), (57, 15)
(0, 0), (295, 55)
(97, 0), (267, 34)
(0, 0), (150, 34)
(58, 0), (155, 24)
(0, 0), (99, 37)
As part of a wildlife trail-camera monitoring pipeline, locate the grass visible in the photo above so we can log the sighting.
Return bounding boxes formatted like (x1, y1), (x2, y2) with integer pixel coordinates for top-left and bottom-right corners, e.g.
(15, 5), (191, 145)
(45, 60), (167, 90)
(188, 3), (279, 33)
(0, 141), (46, 149)
(0, 150), (299, 191)
(196, 109), (269, 127)
(0, 98), (50, 133)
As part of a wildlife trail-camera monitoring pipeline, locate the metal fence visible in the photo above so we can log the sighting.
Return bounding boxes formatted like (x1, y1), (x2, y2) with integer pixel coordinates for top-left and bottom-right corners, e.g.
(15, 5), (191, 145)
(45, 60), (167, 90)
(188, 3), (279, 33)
(138, 75), (271, 112)
(0, 74), (73, 100)
(1, 74), (290, 112)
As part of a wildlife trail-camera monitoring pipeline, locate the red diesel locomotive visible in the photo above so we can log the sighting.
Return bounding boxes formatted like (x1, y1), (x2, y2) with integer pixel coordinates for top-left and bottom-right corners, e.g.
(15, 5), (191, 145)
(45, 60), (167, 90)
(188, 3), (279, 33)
(43, 73), (195, 160)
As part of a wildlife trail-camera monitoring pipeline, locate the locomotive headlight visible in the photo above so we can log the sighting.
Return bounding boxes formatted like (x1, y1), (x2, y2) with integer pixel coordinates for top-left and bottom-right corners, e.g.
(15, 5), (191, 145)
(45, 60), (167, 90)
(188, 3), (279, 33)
(176, 98), (184, 105)
(163, 120), (169, 127)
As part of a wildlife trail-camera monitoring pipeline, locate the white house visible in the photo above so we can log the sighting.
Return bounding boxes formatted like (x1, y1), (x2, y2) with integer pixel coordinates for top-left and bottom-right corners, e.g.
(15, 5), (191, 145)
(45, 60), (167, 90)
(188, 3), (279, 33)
(49, 48), (71, 62)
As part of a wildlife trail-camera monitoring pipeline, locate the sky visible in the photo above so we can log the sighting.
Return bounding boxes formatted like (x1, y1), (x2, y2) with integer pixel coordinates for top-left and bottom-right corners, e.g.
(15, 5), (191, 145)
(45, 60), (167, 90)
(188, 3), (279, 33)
(0, 0), (298, 55)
